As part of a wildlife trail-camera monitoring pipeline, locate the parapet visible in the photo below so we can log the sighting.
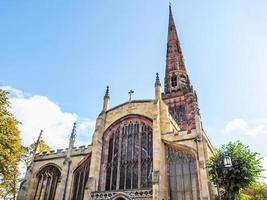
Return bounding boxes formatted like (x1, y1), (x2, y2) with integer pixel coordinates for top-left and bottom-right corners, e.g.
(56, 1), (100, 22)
(34, 144), (92, 161)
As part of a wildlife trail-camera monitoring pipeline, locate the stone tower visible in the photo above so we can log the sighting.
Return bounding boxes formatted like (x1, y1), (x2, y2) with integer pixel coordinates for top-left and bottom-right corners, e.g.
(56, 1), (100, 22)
(162, 5), (199, 133)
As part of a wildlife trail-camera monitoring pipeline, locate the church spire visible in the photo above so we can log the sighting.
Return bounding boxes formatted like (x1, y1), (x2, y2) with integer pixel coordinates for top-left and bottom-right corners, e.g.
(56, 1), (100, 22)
(162, 5), (198, 132)
(165, 4), (189, 93)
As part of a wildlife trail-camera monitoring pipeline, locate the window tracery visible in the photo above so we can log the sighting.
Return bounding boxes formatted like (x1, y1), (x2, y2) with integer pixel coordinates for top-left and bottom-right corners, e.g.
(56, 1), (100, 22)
(167, 146), (199, 200)
(33, 165), (61, 200)
(101, 115), (153, 191)
(71, 155), (91, 200)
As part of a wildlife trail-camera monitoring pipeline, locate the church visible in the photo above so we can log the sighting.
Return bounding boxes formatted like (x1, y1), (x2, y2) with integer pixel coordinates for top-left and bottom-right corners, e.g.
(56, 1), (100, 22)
(18, 5), (215, 200)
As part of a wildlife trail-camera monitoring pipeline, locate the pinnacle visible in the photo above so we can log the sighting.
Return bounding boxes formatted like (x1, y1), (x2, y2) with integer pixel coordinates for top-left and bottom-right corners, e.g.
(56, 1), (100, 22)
(155, 72), (161, 87)
(104, 85), (110, 98)
(71, 122), (77, 139)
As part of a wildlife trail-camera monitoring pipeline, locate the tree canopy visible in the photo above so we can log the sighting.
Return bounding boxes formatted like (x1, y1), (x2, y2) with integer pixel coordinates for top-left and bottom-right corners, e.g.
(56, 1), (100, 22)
(22, 138), (51, 168)
(208, 141), (263, 200)
(0, 89), (23, 199)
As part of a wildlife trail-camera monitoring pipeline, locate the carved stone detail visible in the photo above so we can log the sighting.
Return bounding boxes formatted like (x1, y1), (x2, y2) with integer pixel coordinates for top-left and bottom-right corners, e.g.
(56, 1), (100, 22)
(91, 189), (152, 200)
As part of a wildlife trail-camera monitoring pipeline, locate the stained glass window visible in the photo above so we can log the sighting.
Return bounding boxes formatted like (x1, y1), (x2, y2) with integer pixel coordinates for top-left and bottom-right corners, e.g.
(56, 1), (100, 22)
(102, 115), (153, 191)
(33, 165), (61, 200)
(71, 155), (91, 200)
(167, 146), (199, 200)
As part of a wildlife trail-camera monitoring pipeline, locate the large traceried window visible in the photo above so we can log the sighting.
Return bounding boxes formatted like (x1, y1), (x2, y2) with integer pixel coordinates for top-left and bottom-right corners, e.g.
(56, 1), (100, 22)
(100, 115), (153, 191)
(167, 146), (199, 200)
(34, 165), (61, 200)
(71, 154), (91, 200)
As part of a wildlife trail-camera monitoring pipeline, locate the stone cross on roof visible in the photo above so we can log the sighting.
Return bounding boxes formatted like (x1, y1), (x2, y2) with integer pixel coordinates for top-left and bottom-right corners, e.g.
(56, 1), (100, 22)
(128, 90), (134, 102)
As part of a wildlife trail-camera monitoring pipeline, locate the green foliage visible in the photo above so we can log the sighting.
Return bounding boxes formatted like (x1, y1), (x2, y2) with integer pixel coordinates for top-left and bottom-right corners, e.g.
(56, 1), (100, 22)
(22, 138), (51, 168)
(234, 193), (251, 200)
(0, 89), (23, 199)
(250, 183), (267, 200)
(208, 141), (263, 200)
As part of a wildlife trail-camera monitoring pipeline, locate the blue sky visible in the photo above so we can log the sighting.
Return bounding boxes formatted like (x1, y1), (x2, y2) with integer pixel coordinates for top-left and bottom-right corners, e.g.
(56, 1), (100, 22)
(0, 1), (267, 180)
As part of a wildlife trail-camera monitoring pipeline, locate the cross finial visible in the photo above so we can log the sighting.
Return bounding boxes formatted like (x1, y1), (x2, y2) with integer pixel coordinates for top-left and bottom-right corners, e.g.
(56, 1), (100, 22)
(128, 90), (134, 102)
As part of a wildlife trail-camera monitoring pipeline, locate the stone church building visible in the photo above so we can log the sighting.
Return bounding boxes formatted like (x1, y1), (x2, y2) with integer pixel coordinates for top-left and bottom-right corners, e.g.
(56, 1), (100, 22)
(18, 5), (215, 200)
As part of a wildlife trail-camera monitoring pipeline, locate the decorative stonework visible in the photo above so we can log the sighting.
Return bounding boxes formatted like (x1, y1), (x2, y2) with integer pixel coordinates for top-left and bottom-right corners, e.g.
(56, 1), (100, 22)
(91, 189), (152, 200)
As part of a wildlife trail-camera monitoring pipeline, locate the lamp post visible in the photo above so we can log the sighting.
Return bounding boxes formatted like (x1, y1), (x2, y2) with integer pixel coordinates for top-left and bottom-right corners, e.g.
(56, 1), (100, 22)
(214, 153), (232, 200)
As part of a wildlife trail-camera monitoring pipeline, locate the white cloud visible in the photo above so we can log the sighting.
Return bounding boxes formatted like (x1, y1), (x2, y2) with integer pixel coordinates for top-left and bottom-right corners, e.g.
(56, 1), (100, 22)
(0, 86), (95, 149)
(1, 85), (24, 98)
(223, 118), (267, 136)
(222, 118), (267, 182)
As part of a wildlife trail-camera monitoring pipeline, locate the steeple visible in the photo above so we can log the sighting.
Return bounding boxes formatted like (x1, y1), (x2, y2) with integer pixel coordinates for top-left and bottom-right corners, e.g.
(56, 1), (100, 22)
(162, 5), (198, 132)
(165, 4), (189, 93)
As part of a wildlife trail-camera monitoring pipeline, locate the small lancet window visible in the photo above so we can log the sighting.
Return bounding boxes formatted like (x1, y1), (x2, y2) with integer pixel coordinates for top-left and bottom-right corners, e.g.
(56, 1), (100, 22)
(71, 155), (91, 200)
(171, 75), (177, 87)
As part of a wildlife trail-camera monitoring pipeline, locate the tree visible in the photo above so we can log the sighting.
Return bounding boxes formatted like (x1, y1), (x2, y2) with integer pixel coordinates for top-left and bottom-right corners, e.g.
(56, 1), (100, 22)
(208, 141), (263, 200)
(250, 183), (267, 200)
(0, 89), (23, 199)
(22, 138), (51, 168)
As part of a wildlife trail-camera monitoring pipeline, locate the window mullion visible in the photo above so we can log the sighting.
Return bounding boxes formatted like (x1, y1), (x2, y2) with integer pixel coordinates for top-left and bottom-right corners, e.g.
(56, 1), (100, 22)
(116, 128), (122, 190)
(138, 123), (141, 189)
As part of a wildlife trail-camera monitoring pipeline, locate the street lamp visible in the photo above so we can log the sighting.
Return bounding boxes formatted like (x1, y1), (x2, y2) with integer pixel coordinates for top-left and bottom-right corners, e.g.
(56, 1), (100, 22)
(214, 153), (232, 200)
(223, 153), (232, 168)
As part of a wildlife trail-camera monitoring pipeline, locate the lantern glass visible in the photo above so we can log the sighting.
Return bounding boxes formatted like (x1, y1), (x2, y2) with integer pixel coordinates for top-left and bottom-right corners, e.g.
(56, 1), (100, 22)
(223, 155), (232, 168)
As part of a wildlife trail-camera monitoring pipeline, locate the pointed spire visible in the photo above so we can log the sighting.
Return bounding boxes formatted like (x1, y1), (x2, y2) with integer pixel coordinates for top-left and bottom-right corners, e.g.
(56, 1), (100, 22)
(168, 4), (179, 43)
(165, 4), (189, 93)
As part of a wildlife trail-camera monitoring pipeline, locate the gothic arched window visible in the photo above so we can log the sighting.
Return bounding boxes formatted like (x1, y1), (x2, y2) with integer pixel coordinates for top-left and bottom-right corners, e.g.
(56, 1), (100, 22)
(34, 165), (61, 200)
(71, 154), (91, 200)
(100, 115), (153, 191)
(167, 146), (199, 200)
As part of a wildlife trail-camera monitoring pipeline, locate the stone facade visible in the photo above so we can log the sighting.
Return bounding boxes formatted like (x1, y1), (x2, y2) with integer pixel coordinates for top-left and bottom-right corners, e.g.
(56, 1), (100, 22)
(18, 5), (215, 200)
